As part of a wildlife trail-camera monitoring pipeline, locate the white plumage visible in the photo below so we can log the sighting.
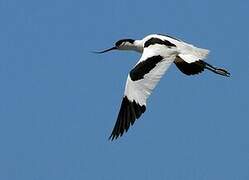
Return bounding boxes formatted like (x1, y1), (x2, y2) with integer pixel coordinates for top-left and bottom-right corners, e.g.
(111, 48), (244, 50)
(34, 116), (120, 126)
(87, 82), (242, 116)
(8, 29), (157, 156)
(95, 34), (230, 140)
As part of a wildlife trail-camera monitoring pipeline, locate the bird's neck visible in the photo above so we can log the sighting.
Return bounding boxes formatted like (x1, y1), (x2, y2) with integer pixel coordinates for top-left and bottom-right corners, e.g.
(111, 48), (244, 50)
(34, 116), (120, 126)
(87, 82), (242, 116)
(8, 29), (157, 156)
(132, 40), (143, 53)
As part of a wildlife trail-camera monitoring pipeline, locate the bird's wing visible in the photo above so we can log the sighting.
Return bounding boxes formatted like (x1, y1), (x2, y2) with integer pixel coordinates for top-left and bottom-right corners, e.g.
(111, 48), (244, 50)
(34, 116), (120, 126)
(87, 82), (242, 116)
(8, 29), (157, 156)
(174, 55), (230, 76)
(109, 44), (175, 140)
(150, 34), (210, 75)
(174, 46), (210, 75)
(174, 55), (206, 75)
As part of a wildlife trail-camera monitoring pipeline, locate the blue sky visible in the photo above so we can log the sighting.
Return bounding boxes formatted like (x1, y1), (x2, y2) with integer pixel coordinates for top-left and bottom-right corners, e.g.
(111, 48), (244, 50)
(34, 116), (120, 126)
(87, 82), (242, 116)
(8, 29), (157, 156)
(0, 0), (249, 179)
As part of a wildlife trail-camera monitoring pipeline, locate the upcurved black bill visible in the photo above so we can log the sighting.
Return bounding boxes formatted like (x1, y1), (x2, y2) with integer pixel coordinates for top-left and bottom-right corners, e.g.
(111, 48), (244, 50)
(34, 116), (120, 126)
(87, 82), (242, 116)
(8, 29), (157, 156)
(93, 47), (117, 54)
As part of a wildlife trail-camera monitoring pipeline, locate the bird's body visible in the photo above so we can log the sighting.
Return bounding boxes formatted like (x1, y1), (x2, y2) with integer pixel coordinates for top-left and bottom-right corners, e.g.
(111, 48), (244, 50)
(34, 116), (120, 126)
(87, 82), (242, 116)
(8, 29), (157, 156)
(96, 34), (230, 140)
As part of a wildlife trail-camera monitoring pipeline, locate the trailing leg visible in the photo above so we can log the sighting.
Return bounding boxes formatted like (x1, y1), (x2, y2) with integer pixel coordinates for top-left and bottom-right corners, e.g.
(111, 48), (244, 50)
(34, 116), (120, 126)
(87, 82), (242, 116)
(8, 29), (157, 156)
(203, 61), (230, 77)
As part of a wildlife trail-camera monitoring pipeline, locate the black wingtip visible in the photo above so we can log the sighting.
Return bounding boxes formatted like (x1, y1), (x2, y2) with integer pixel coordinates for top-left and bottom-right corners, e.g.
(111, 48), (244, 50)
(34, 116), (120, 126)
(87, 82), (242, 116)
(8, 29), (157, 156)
(108, 132), (117, 141)
(108, 134), (117, 141)
(108, 96), (146, 141)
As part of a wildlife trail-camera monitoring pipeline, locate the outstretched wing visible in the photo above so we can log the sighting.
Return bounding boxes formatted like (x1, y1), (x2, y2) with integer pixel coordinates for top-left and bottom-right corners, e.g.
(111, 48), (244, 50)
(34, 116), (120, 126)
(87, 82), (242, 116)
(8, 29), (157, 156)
(174, 53), (230, 77)
(109, 44), (175, 140)
(174, 46), (209, 75)
(174, 55), (206, 75)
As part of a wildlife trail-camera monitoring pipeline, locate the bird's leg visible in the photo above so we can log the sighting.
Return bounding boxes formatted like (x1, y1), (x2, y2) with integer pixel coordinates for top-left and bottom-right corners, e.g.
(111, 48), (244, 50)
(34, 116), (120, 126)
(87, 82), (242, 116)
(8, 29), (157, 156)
(204, 62), (230, 77)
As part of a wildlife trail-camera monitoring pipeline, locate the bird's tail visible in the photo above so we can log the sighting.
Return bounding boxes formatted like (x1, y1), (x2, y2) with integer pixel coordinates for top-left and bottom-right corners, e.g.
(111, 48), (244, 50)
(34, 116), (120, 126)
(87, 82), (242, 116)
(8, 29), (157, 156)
(192, 47), (210, 60)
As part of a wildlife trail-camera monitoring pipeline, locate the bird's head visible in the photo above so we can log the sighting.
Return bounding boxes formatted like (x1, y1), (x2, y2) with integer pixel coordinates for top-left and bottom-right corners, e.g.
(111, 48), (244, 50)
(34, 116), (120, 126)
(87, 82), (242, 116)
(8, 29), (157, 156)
(94, 39), (135, 53)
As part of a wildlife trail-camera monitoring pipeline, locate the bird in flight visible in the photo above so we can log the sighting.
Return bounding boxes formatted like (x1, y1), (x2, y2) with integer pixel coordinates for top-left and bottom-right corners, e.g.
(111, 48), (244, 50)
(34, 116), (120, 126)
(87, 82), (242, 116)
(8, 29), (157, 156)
(95, 34), (230, 140)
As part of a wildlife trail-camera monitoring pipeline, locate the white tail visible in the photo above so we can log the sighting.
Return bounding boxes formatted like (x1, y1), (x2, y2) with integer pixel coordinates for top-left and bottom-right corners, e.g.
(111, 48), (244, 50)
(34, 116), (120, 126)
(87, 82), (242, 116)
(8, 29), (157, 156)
(193, 47), (210, 60)
(178, 47), (210, 64)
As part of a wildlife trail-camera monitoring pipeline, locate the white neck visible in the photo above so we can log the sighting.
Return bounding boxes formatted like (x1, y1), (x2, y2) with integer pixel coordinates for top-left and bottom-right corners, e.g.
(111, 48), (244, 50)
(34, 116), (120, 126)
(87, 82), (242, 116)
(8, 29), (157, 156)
(133, 40), (143, 53)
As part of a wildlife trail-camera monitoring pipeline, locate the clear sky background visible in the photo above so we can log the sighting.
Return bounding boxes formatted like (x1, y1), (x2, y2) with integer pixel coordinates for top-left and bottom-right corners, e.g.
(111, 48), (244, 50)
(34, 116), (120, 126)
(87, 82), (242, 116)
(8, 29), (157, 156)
(0, 0), (248, 179)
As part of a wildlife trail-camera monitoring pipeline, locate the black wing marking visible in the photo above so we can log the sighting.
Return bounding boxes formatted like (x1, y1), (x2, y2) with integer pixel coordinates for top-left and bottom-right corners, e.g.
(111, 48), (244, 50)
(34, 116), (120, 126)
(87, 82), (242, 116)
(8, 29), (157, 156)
(174, 56), (205, 75)
(130, 55), (164, 81)
(109, 96), (146, 140)
(174, 56), (231, 77)
(144, 37), (176, 48)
